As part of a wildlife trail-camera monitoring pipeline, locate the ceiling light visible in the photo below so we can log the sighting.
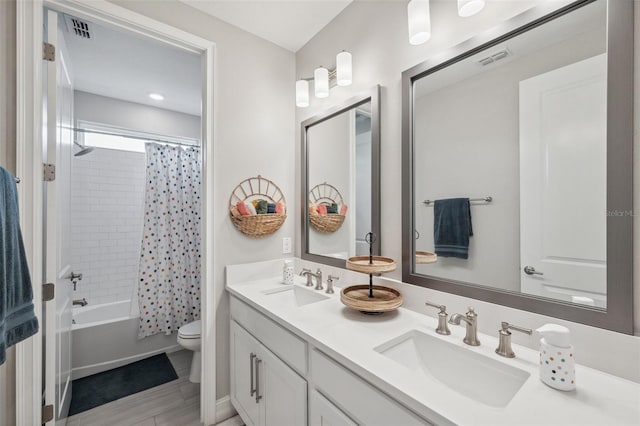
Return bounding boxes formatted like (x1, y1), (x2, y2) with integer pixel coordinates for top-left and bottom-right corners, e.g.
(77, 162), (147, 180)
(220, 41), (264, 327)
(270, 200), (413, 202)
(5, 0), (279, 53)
(458, 0), (485, 17)
(407, 0), (431, 45)
(314, 67), (329, 98)
(336, 51), (352, 86)
(149, 93), (164, 101)
(296, 80), (310, 108)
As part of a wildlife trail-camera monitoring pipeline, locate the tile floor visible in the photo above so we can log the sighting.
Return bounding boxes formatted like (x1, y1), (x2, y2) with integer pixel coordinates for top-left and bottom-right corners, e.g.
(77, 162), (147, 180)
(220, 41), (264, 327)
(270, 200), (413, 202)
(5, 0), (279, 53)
(66, 350), (242, 426)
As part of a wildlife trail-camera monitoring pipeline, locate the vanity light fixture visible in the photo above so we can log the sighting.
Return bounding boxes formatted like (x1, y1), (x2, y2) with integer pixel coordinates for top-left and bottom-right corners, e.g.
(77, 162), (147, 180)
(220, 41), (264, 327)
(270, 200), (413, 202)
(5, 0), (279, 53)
(314, 67), (330, 98)
(457, 0), (485, 17)
(407, 0), (431, 45)
(296, 51), (353, 107)
(148, 92), (164, 101)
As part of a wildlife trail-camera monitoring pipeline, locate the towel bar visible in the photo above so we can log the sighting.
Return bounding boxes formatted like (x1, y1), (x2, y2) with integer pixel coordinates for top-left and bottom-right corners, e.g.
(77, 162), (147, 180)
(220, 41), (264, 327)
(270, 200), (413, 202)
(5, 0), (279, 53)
(423, 196), (492, 205)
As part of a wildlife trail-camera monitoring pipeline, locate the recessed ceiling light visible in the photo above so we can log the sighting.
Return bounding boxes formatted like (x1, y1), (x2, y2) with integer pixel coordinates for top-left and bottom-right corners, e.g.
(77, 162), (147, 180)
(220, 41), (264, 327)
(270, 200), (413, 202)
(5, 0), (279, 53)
(149, 93), (164, 101)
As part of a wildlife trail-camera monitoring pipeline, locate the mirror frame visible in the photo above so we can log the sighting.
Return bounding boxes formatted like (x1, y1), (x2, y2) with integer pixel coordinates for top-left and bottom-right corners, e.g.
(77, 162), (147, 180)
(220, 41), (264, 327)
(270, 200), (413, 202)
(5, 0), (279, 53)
(401, 0), (634, 334)
(302, 85), (381, 268)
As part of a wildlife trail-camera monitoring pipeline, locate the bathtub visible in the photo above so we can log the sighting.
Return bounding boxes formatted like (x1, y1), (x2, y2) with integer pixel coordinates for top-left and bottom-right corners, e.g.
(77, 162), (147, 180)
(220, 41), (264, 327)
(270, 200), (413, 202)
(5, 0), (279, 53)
(71, 300), (180, 379)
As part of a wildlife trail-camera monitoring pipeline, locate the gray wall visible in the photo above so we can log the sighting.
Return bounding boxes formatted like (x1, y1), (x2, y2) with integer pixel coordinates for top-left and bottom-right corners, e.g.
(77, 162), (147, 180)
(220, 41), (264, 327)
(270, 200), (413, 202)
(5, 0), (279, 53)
(295, 0), (640, 379)
(74, 91), (201, 140)
(0, 0), (17, 424)
(413, 27), (605, 292)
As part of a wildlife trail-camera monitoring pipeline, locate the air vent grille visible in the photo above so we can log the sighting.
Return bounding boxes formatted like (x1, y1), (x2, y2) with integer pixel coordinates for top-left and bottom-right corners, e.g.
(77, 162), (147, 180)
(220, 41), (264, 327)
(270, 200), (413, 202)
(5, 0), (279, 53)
(64, 15), (92, 39)
(478, 48), (511, 66)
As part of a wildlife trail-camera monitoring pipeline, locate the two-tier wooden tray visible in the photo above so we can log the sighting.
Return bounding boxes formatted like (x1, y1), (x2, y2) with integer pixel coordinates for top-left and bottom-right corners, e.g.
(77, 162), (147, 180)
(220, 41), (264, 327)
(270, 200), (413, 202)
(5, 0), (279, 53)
(342, 247), (402, 314)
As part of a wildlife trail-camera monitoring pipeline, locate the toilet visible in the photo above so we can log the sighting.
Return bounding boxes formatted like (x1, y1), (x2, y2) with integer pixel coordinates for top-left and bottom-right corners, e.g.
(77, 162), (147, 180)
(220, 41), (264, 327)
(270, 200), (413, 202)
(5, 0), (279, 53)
(177, 320), (201, 383)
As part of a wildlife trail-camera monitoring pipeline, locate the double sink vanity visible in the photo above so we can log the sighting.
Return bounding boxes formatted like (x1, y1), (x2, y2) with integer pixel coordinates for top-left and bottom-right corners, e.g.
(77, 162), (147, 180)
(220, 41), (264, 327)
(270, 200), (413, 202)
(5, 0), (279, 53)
(226, 259), (640, 426)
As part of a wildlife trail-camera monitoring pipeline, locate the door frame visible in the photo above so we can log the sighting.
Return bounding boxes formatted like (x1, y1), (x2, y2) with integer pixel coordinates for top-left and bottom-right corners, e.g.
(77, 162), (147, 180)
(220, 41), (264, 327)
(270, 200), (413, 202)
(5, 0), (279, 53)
(16, 0), (217, 424)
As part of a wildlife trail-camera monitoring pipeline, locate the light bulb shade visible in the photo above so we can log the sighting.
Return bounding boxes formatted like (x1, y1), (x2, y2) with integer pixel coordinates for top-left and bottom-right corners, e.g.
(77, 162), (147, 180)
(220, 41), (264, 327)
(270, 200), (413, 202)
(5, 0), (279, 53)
(314, 67), (329, 98)
(336, 51), (352, 86)
(296, 80), (309, 107)
(407, 0), (431, 45)
(457, 0), (485, 17)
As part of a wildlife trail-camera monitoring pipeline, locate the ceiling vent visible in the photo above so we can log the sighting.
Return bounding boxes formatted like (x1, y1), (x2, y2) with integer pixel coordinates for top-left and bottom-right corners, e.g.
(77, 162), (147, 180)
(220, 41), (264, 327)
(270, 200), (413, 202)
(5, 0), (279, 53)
(478, 48), (511, 66)
(64, 14), (92, 40)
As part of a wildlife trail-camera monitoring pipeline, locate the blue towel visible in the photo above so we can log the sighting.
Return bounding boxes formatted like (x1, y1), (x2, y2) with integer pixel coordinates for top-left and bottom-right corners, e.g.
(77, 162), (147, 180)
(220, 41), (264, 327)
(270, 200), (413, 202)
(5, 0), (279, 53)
(433, 198), (473, 259)
(0, 167), (39, 365)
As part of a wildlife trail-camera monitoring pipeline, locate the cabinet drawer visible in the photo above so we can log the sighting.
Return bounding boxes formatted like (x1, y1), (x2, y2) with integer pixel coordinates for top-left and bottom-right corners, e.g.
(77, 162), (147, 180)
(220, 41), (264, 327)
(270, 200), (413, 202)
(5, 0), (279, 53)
(231, 296), (307, 374)
(311, 349), (432, 426)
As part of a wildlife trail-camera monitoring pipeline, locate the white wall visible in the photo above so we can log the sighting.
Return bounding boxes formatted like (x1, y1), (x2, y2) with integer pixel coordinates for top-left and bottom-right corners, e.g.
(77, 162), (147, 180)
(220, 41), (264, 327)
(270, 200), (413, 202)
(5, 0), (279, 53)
(296, 0), (640, 381)
(109, 0), (296, 400)
(70, 148), (146, 306)
(413, 27), (605, 292)
(74, 91), (201, 140)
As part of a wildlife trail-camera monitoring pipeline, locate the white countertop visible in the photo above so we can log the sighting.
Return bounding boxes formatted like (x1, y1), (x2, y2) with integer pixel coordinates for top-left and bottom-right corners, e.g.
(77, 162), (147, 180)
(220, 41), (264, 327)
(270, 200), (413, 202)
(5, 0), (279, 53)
(226, 275), (640, 426)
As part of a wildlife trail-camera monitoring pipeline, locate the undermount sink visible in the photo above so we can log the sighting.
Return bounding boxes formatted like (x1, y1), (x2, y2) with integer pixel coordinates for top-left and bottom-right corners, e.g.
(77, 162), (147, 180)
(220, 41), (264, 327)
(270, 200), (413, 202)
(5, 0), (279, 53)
(262, 285), (330, 307)
(374, 330), (530, 408)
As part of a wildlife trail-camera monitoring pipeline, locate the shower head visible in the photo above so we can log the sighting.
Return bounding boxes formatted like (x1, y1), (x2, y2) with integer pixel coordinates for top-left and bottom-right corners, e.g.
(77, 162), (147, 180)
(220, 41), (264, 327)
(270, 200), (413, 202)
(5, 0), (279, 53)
(74, 146), (95, 157)
(73, 141), (94, 157)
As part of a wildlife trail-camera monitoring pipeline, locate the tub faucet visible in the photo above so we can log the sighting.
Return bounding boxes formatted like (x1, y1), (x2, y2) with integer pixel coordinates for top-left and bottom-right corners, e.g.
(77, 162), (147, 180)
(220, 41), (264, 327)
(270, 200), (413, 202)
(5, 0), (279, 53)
(449, 307), (480, 346)
(73, 298), (88, 307)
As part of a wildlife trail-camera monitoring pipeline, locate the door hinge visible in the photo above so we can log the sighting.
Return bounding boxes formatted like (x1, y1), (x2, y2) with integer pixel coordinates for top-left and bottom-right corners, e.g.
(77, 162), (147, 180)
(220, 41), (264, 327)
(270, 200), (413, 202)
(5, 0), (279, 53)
(43, 163), (55, 182)
(43, 42), (55, 62)
(42, 283), (55, 302)
(42, 404), (54, 423)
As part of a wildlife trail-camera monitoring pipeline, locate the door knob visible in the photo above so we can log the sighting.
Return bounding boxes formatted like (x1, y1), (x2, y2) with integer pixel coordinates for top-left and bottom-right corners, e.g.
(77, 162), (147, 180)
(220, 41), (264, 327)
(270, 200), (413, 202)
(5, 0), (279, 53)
(523, 266), (543, 276)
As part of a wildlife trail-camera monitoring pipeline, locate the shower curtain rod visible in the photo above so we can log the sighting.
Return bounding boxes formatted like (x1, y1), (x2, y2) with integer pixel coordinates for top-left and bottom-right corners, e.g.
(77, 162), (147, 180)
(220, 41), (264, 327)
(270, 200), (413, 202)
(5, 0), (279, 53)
(63, 126), (200, 148)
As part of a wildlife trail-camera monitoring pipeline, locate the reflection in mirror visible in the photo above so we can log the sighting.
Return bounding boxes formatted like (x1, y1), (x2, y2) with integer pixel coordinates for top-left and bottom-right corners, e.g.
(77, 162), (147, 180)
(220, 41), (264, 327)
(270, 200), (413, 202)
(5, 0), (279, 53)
(402, 0), (633, 333)
(302, 87), (380, 268)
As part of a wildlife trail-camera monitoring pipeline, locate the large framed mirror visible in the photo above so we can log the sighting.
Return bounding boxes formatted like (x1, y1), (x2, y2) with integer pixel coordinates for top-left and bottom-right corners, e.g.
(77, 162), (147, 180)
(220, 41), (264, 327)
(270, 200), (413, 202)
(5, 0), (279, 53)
(302, 86), (380, 268)
(402, 0), (633, 333)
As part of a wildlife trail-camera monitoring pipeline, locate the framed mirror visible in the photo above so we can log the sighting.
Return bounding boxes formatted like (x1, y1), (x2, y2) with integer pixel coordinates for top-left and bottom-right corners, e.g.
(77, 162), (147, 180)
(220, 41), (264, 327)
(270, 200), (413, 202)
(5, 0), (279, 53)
(302, 86), (380, 268)
(402, 0), (633, 333)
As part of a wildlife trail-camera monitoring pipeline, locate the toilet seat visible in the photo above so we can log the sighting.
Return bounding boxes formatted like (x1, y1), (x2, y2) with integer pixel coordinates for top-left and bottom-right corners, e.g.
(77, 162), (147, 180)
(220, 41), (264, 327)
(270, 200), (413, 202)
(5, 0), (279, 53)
(178, 320), (201, 339)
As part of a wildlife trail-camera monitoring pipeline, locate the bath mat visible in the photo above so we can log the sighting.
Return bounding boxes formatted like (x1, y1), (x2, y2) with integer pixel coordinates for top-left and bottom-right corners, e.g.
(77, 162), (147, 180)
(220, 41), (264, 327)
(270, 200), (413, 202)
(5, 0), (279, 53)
(69, 353), (178, 416)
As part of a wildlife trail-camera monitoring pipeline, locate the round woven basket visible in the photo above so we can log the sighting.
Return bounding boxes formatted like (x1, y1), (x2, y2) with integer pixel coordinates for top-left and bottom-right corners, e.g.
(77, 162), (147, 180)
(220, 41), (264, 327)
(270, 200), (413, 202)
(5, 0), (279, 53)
(309, 214), (345, 234)
(309, 182), (345, 234)
(229, 175), (286, 238)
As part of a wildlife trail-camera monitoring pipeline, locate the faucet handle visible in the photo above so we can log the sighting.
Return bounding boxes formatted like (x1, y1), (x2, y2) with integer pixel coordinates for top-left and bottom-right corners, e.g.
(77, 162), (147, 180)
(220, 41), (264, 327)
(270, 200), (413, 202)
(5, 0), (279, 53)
(500, 321), (532, 336)
(425, 302), (451, 335)
(326, 275), (339, 294)
(496, 322), (532, 358)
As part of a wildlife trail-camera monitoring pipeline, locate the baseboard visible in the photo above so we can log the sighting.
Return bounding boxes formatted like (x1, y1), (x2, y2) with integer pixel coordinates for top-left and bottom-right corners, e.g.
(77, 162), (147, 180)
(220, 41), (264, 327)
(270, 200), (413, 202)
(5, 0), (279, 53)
(215, 395), (238, 424)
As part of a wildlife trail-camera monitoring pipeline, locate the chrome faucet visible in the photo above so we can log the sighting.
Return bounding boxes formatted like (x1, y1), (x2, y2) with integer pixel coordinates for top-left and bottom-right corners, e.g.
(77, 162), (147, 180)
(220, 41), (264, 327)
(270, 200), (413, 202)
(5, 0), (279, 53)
(326, 274), (339, 294)
(299, 268), (322, 289)
(495, 322), (532, 358)
(425, 302), (451, 335)
(72, 298), (88, 307)
(449, 307), (480, 346)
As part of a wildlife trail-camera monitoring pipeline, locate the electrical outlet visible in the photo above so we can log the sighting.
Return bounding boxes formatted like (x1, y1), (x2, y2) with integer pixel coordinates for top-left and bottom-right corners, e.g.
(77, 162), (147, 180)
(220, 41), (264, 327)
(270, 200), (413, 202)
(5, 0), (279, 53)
(282, 237), (292, 254)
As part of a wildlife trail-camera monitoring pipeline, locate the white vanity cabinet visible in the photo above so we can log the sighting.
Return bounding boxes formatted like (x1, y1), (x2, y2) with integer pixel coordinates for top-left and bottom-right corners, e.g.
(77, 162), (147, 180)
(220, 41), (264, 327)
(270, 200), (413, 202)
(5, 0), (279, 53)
(309, 389), (358, 426)
(230, 321), (307, 426)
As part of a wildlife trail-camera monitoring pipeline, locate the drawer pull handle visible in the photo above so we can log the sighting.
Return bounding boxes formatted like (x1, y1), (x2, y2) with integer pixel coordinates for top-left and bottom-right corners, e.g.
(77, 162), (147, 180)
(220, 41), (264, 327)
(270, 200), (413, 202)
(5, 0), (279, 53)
(255, 357), (263, 403)
(249, 353), (257, 396)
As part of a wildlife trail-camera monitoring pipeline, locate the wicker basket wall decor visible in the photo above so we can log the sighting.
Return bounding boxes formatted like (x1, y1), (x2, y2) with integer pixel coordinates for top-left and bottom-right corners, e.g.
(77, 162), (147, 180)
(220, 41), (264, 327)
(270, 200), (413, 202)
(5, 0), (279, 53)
(229, 175), (286, 238)
(309, 182), (345, 234)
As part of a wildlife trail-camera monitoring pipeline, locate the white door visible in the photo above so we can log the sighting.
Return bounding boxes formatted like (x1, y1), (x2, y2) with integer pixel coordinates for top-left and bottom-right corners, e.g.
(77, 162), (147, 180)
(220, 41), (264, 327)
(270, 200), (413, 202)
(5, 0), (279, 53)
(230, 322), (260, 426)
(44, 9), (74, 424)
(519, 54), (607, 308)
(310, 389), (357, 426)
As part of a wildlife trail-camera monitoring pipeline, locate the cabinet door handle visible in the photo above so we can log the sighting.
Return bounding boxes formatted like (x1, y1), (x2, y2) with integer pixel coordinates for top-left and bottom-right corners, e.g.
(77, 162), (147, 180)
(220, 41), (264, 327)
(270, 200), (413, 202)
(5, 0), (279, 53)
(255, 357), (263, 403)
(249, 353), (257, 396)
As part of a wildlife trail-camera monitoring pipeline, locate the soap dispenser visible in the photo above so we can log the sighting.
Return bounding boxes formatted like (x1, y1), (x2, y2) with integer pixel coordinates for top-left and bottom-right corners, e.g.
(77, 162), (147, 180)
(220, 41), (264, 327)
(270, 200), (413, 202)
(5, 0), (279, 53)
(282, 259), (294, 285)
(536, 324), (575, 391)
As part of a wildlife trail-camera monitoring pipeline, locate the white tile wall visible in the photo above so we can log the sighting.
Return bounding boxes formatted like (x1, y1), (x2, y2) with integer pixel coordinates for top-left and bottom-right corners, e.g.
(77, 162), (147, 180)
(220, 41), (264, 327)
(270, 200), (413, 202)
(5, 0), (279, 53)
(70, 148), (146, 306)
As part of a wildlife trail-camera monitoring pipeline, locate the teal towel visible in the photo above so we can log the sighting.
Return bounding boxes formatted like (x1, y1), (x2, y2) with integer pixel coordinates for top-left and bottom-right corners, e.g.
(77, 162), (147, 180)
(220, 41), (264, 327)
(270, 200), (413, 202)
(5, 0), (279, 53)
(433, 198), (473, 259)
(0, 167), (39, 365)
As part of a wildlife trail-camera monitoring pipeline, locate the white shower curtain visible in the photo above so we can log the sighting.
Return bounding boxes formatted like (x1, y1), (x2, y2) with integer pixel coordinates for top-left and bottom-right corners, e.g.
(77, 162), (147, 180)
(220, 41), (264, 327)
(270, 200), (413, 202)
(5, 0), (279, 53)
(138, 143), (201, 338)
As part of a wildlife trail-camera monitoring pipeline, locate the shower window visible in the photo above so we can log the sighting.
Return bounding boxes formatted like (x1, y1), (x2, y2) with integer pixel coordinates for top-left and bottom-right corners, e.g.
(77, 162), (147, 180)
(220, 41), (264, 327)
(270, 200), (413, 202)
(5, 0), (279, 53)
(77, 121), (199, 153)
